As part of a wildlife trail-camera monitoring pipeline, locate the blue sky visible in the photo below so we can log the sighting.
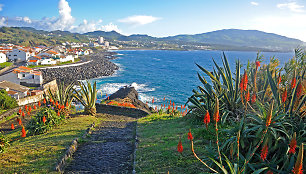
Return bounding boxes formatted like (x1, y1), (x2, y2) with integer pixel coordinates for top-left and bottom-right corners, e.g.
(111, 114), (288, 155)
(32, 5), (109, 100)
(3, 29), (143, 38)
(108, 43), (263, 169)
(0, 0), (306, 41)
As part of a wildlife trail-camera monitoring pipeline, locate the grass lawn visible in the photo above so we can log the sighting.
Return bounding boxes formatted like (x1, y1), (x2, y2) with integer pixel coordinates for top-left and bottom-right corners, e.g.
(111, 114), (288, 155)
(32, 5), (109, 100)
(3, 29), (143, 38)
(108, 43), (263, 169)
(0, 62), (13, 69)
(0, 115), (101, 173)
(136, 113), (231, 174)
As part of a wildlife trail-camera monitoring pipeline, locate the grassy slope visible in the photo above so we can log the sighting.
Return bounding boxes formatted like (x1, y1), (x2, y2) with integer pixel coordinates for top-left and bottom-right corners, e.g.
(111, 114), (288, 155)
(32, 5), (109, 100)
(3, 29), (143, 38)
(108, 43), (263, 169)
(0, 115), (101, 173)
(136, 113), (230, 174)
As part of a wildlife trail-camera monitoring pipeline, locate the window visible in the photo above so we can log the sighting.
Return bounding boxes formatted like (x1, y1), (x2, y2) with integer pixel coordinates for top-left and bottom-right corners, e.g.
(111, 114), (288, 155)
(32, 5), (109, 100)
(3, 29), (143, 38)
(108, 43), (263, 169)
(22, 74), (25, 77)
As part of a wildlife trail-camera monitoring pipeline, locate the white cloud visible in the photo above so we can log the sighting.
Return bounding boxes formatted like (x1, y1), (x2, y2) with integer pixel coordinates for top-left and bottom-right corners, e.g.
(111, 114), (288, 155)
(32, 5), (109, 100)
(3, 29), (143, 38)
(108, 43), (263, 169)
(118, 15), (160, 26)
(0, 4), (3, 11)
(251, 14), (306, 41)
(0, 0), (121, 33)
(277, 2), (304, 13)
(251, 2), (259, 6)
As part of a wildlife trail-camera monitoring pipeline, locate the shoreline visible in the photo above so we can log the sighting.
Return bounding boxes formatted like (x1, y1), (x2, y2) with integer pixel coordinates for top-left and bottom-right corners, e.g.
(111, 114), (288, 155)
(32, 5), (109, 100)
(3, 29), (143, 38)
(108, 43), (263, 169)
(41, 51), (119, 84)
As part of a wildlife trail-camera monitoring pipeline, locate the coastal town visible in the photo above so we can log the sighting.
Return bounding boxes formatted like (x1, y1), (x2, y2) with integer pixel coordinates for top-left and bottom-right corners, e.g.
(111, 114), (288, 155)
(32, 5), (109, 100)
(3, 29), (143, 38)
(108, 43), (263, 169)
(0, 36), (117, 103)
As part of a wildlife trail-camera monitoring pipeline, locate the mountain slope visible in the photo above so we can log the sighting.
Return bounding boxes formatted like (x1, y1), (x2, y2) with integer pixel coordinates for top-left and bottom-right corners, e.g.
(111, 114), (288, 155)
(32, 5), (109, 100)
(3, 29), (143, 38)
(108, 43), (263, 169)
(163, 29), (303, 51)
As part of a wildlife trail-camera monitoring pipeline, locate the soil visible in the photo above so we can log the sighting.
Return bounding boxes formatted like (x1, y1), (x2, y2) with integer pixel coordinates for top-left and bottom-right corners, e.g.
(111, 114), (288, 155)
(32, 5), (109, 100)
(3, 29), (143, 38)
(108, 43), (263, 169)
(64, 113), (137, 174)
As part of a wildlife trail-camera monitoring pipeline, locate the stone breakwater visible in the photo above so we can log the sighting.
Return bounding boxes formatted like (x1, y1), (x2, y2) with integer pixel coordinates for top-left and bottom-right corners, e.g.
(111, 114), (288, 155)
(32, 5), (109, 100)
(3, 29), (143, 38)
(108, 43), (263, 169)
(40, 52), (119, 84)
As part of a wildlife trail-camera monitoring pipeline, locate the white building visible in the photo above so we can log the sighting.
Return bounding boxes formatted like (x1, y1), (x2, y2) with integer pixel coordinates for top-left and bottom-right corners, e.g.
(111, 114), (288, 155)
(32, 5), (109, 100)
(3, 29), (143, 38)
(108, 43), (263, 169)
(104, 41), (110, 47)
(98, 36), (104, 45)
(0, 66), (43, 87)
(0, 80), (30, 99)
(0, 52), (7, 63)
(7, 49), (31, 62)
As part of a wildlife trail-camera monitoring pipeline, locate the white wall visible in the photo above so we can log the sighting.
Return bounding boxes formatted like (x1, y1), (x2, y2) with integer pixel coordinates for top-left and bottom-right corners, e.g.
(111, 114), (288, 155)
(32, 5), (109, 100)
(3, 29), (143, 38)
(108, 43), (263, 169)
(0, 53), (7, 63)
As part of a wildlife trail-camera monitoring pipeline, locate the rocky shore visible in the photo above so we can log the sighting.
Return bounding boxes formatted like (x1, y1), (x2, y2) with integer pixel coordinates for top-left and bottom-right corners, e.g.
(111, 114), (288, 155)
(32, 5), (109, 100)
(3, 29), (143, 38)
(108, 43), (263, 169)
(40, 51), (119, 84)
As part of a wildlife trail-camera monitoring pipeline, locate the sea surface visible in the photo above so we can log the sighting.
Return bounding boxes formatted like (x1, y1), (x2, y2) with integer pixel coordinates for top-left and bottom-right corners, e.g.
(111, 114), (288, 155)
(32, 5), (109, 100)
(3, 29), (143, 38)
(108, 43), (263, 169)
(94, 50), (294, 107)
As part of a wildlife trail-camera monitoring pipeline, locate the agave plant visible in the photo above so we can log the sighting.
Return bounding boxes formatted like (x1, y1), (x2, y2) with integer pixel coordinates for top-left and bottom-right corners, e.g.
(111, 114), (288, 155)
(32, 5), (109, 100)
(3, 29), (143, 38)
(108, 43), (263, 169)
(45, 82), (74, 116)
(73, 80), (97, 116)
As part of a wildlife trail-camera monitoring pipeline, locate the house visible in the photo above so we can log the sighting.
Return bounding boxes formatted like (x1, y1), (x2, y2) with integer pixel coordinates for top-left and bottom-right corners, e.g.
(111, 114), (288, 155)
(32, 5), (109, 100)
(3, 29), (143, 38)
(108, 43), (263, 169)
(40, 58), (57, 65)
(59, 55), (74, 63)
(0, 66), (44, 87)
(0, 80), (30, 99)
(0, 52), (7, 63)
(28, 59), (40, 66)
(38, 50), (61, 58)
(7, 49), (31, 62)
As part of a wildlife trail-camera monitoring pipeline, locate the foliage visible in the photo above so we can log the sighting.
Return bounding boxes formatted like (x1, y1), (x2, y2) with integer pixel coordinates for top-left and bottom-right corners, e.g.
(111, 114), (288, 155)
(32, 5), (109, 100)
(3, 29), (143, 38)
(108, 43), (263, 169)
(26, 107), (64, 135)
(185, 50), (306, 173)
(0, 131), (10, 153)
(73, 80), (97, 116)
(106, 100), (136, 108)
(0, 89), (18, 110)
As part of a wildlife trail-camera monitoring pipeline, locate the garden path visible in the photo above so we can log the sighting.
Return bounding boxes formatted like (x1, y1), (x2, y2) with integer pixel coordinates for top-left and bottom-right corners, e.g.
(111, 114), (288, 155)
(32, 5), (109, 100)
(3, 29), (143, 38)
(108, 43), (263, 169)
(64, 113), (137, 174)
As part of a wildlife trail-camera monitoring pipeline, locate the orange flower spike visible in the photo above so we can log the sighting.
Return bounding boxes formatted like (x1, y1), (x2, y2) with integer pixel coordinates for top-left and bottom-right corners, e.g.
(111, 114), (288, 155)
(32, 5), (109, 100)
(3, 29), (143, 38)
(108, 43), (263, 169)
(42, 116), (46, 124)
(22, 111), (25, 118)
(292, 143), (304, 174)
(38, 101), (41, 107)
(33, 105), (37, 110)
(213, 97), (220, 123)
(27, 111), (30, 116)
(21, 126), (26, 137)
(266, 101), (274, 127)
(152, 97), (154, 104)
(50, 98), (53, 103)
(55, 101), (58, 106)
(291, 77), (296, 89)
(11, 123), (15, 130)
(107, 96), (109, 100)
(245, 89), (250, 102)
(296, 83), (303, 99)
(244, 72), (248, 91)
(251, 93), (256, 103)
(18, 118), (22, 126)
(163, 97), (165, 101)
(177, 138), (183, 153)
(18, 108), (22, 114)
(277, 74), (281, 86)
(282, 89), (287, 103)
(255, 61), (260, 69)
(25, 105), (27, 111)
(260, 143), (268, 161)
(289, 132), (297, 154)
(188, 129), (193, 141)
(204, 110), (210, 128)
(28, 106), (32, 112)
(57, 111), (60, 116)
(66, 101), (69, 107)
(43, 98), (46, 104)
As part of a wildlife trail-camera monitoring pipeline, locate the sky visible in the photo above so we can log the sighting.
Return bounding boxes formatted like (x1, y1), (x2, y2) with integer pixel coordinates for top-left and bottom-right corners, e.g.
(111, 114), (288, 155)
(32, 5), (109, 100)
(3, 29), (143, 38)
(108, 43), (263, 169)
(0, 0), (306, 41)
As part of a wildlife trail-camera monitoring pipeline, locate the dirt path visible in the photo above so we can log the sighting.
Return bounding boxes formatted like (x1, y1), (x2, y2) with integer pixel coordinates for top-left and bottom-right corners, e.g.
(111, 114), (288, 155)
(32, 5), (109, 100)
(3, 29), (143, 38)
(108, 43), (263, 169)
(64, 113), (137, 174)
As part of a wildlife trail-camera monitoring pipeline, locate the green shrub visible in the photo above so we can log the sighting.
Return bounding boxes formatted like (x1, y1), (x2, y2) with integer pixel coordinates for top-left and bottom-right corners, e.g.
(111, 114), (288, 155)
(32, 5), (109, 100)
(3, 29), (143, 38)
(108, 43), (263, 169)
(0, 89), (18, 110)
(0, 131), (10, 153)
(26, 107), (64, 135)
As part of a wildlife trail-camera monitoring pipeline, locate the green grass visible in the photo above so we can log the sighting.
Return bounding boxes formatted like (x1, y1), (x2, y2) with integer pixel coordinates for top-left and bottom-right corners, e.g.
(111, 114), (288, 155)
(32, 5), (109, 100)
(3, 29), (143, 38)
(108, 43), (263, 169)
(0, 115), (101, 173)
(27, 58), (81, 68)
(0, 62), (13, 69)
(136, 113), (231, 174)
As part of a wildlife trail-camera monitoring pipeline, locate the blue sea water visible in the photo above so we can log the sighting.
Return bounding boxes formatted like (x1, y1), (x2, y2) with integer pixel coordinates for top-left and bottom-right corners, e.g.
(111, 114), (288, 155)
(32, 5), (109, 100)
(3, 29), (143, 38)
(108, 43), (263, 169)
(94, 50), (294, 107)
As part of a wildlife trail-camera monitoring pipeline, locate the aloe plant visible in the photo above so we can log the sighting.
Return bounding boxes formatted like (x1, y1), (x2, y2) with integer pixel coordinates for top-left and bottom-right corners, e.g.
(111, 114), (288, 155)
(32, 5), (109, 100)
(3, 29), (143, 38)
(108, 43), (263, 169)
(73, 80), (97, 116)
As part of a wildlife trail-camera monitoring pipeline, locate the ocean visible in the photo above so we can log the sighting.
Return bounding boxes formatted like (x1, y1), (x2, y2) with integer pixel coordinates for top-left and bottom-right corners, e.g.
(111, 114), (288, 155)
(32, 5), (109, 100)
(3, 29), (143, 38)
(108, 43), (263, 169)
(94, 50), (294, 107)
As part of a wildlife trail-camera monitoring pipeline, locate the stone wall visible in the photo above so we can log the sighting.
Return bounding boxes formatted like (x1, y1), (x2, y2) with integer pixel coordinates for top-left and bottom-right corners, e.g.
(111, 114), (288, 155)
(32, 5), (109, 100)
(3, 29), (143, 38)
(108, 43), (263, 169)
(17, 94), (44, 106)
(96, 104), (149, 118)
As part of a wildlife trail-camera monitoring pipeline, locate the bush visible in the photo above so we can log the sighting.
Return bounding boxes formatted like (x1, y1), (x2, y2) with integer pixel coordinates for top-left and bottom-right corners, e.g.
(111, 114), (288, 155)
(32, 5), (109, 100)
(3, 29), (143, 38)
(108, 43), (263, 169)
(26, 107), (64, 135)
(0, 131), (10, 153)
(0, 89), (18, 110)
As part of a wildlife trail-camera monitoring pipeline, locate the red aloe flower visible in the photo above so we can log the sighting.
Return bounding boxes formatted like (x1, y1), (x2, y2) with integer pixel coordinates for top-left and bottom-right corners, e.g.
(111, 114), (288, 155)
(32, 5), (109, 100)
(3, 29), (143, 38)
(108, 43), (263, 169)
(213, 98), (220, 123)
(33, 105), (37, 110)
(296, 83), (302, 99)
(27, 111), (30, 116)
(256, 61), (260, 69)
(251, 93), (256, 103)
(25, 105), (27, 111)
(28, 106), (32, 112)
(50, 98), (53, 103)
(245, 89), (250, 102)
(282, 89), (287, 103)
(266, 170), (273, 174)
(260, 144), (268, 161)
(57, 111), (60, 116)
(11, 123), (15, 130)
(66, 101), (69, 107)
(22, 111), (25, 118)
(43, 98), (46, 104)
(107, 96), (109, 100)
(177, 138), (183, 153)
(61, 105), (65, 109)
(188, 129), (193, 141)
(18, 118), (22, 126)
(152, 97), (154, 104)
(289, 133), (297, 154)
(42, 116), (46, 124)
(56, 101), (59, 106)
(21, 126), (26, 137)
(277, 75), (282, 86)
(292, 143), (303, 174)
(291, 77), (296, 89)
(266, 101), (274, 127)
(38, 101), (41, 107)
(203, 110), (210, 128)
(18, 108), (22, 114)
(163, 97), (165, 101)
